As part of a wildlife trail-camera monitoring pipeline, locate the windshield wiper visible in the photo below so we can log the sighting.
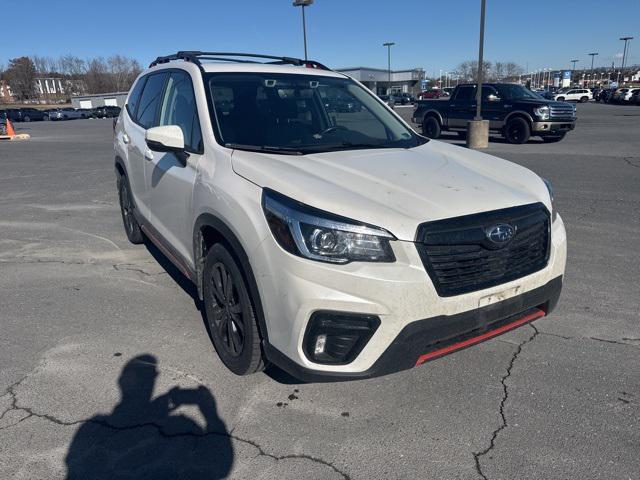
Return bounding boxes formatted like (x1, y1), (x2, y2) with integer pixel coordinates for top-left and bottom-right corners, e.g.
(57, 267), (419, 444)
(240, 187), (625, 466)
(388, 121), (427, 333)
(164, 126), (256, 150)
(225, 143), (303, 155)
(298, 142), (388, 153)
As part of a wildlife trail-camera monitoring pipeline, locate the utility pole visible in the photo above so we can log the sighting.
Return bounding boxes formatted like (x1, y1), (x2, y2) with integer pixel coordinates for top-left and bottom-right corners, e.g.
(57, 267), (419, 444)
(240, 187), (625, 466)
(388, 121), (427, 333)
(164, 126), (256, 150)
(293, 0), (314, 61)
(467, 0), (488, 149)
(383, 42), (395, 95)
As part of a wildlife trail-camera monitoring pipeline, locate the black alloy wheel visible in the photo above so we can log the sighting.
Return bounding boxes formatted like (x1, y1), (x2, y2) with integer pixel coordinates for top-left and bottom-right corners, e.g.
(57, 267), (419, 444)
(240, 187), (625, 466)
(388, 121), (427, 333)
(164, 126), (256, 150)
(422, 116), (441, 139)
(203, 244), (264, 375)
(117, 173), (144, 244)
(504, 117), (531, 144)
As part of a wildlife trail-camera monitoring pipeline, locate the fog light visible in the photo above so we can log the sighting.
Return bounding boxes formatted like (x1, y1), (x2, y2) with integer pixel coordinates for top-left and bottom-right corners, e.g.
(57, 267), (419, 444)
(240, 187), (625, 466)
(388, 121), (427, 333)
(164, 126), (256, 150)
(314, 334), (327, 355)
(304, 312), (381, 365)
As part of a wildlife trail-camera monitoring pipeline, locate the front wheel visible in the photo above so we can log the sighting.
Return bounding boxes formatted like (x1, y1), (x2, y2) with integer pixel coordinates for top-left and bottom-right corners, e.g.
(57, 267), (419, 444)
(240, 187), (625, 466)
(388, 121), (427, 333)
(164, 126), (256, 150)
(23, 116), (31, 122)
(117, 173), (144, 244)
(504, 117), (531, 144)
(556, 96), (565, 101)
(203, 243), (265, 375)
(422, 116), (441, 139)
(580, 96), (589, 103)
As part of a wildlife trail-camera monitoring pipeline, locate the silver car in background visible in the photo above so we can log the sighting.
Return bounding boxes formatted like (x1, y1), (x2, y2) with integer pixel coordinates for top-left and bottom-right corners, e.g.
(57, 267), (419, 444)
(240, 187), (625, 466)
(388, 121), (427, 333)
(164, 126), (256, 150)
(48, 108), (86, 120)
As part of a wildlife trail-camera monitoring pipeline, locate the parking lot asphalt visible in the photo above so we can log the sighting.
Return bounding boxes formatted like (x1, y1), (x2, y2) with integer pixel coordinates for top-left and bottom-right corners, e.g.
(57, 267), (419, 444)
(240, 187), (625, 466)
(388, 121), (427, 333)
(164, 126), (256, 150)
(1, 105), (639, 480)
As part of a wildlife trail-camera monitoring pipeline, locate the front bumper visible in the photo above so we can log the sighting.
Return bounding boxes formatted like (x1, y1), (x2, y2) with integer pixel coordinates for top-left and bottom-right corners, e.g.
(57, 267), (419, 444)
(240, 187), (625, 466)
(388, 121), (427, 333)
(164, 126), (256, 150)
(254, 215), (567, 381)
(532, 121), (575, 134)
(265, 276), (562, 382)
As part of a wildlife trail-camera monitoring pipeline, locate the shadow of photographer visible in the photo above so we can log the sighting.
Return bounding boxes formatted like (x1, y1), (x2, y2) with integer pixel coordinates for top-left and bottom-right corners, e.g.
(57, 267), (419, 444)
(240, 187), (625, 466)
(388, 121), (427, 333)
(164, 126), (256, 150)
(65, 354), (233, 479)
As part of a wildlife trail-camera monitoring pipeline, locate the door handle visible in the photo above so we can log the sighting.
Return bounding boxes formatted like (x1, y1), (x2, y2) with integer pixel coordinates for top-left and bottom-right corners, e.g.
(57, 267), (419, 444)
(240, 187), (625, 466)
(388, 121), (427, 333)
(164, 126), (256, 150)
(122, 133), (130, 144)
(144, 148), (154, 161)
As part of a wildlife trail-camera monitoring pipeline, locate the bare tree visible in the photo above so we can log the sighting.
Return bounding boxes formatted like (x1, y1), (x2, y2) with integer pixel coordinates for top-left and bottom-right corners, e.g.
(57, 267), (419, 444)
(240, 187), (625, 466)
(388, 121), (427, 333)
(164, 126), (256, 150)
(84, 57), (111, 94)
(6, 57), (37, 101)
(504, 62), (524, 78)
(108, 55), (142, 92)
(457, 60), (493, 82)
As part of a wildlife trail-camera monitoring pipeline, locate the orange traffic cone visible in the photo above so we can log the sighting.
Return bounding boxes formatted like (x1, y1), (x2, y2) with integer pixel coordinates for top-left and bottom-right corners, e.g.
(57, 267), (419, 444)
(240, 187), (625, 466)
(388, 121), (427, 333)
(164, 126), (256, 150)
(5, 117), (16, 137)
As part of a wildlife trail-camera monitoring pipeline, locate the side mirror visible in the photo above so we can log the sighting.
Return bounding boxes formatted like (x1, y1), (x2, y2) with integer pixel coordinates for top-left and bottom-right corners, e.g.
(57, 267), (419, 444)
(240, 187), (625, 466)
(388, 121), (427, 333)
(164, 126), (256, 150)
(486, 94), (501, 102)
(146, 125), (184, 153)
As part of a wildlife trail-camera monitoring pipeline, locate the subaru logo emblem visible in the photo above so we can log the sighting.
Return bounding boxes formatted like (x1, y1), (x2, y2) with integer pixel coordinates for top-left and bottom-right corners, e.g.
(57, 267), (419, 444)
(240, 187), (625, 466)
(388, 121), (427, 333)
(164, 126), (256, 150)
(486, 223), (516, 245)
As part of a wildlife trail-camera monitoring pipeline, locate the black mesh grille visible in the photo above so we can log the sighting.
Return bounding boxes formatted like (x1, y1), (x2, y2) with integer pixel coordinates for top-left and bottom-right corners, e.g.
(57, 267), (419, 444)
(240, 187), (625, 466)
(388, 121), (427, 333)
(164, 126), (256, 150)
(416, 203), (550, 297)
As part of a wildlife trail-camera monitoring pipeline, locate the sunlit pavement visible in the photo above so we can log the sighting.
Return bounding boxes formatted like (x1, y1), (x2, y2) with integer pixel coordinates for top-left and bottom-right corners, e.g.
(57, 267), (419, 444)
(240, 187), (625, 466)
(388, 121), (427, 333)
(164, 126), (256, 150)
(1, 107), (638, 479)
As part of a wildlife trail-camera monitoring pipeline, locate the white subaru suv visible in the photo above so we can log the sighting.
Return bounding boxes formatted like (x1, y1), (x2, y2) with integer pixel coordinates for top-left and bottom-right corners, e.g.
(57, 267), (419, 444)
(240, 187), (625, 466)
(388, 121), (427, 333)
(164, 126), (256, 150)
(114, 51), (566, 381)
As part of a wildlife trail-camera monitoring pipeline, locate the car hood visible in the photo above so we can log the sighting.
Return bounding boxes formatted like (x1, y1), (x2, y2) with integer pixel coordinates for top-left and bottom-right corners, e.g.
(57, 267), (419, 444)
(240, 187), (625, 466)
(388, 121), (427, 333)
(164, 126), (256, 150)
(231, 141), (551, 241)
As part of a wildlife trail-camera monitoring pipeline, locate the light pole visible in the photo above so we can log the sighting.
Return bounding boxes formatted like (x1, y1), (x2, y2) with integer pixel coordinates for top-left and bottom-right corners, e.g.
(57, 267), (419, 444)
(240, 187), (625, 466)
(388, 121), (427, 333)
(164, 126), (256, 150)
(619, 36), (633, 83)
(588, 52), (598, 72)
(468, 0), (488, 149)
(293, 0), (314, 61)
(383, 42), (395, 94)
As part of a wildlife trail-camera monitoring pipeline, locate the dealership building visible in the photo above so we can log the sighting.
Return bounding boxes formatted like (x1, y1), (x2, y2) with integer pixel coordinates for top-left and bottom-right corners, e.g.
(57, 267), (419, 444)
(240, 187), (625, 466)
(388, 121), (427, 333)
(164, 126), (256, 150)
(336, 67), (425, 95)
(70, 92), (128, 109)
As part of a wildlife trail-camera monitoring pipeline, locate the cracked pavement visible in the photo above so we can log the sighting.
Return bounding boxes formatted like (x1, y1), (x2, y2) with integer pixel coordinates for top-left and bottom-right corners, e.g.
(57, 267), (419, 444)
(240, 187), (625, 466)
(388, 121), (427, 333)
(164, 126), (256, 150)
(1, 104), (639, 479)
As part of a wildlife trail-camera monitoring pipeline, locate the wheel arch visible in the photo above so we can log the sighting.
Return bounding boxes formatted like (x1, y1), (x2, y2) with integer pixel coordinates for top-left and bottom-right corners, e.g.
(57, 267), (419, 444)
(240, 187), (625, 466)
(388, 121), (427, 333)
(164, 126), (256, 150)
(114, 155), (126, 177)
(504, 111), (533, 127)
(193, 213), (269, 343)
(422, 109), (444, 126)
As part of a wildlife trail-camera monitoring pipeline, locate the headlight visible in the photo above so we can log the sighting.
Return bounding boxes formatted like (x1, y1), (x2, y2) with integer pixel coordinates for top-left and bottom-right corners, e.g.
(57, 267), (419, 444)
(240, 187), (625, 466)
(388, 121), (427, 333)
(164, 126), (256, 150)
(542, 178), (558, 222)
(534, 106), (550, 120)
(262, 189), (396, 264)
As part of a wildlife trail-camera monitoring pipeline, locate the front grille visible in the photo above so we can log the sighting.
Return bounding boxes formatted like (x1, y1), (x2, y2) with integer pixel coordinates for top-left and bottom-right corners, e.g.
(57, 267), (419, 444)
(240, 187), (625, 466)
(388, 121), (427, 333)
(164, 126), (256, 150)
(549, 104), (575, 120)
(416, 203), (550, 297)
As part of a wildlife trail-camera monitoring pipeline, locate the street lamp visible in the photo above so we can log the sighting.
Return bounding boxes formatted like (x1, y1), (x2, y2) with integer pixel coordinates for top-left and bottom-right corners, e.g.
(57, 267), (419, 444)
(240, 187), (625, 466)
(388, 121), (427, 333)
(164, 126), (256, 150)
(588, 52), (598, 72)
(619, 36), (633, 83)
(383, 42), (395, 95)
(571, 59), (579, 71)
(293, 0), (314, 61)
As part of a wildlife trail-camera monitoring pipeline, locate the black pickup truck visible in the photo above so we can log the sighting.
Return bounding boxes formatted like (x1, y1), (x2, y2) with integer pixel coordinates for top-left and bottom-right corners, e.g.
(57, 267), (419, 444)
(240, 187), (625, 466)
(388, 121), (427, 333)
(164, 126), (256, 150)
(412, 83), (577, 143)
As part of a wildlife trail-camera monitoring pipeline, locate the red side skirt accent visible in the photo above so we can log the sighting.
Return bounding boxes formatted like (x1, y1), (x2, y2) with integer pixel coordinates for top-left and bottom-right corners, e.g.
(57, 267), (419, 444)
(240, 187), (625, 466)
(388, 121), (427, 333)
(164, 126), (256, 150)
(415, 308), (546, 366)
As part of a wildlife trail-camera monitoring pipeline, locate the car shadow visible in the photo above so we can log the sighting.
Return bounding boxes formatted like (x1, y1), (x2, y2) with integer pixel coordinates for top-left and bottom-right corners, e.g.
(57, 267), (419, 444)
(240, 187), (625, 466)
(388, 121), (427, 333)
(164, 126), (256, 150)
(65, 354), (233, 479)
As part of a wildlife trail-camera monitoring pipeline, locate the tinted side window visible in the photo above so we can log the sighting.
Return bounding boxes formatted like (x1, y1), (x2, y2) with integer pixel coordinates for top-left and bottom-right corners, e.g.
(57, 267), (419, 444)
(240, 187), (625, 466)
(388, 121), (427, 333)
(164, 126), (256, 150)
(455, 86), (476, 101)
(159, 71), (203, 152)
(126, 76), (147, 121)
(136, 73), (168, 129)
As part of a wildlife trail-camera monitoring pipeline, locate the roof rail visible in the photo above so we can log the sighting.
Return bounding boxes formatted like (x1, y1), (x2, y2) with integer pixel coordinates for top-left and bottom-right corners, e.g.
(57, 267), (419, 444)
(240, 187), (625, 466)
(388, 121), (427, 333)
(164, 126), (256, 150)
(149, 51), (331, 71)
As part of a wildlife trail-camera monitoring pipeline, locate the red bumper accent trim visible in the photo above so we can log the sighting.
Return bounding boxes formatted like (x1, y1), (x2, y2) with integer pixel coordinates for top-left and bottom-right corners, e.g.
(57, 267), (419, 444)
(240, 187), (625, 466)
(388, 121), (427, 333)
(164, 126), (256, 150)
(415, 308), (546, 366)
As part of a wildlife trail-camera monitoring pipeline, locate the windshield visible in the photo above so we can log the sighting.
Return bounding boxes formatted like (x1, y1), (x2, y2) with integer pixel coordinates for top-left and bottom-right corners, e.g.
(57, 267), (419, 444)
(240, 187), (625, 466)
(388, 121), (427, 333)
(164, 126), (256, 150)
(205, 72), (425, 154)
(496, 84), (544, 100)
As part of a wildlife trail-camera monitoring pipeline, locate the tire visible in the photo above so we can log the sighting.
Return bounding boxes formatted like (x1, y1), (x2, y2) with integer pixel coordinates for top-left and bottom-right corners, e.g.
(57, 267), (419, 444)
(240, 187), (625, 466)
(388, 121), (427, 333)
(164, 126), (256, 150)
(422, 116), (441, 139)
(556, 96), (565, 101)
(24, 116), (31, 122)
(203, 243), (265, 375)
(580, 96), (589, 103)
(117, 173), (144, 244)
(542, 134), (566, 143)
(504, 117), (530, 144)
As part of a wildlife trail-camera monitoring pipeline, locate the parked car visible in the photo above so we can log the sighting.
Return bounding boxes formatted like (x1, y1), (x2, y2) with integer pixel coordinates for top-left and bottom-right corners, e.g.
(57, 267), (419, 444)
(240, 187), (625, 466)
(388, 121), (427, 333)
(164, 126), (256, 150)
(631, 90), (640, 105)
(598, 89), (616, 103)
(611, 88), (629, 103)
(93, 105), (122, 118)
(413, 83), (576, 143)
(113, 51), (566, 381)
(48, 108), (85, 120)
(418, 90), (443, 99)
(377, 94), (395, 108)
(621, 88), (640, 103)
(553, 88), (592, 102)
(442, 87), (455, 96)
(1, 107), (48, 122)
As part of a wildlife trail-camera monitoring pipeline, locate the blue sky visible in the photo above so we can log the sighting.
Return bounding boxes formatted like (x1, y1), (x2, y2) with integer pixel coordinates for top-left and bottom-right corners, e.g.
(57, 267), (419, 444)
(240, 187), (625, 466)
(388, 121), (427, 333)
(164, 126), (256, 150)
(1, 0), (638, 75)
